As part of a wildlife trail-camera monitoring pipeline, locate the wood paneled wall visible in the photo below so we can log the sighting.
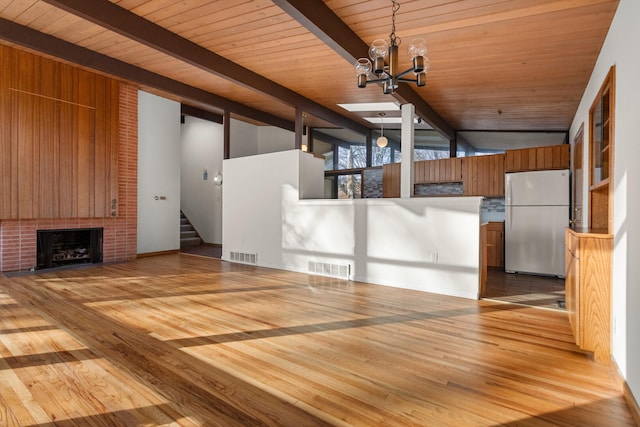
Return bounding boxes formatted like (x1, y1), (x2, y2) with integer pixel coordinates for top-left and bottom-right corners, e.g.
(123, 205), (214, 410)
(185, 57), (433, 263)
(1, 45), (119, 219)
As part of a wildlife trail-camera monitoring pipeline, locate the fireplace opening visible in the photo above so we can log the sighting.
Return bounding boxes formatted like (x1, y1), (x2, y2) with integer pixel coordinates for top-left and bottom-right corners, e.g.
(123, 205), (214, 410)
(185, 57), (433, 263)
(37, 228), (103, 270)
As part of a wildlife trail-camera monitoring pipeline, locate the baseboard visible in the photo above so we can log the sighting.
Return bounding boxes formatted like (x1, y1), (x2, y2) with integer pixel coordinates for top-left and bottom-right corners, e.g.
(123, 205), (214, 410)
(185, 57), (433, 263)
(623, 381), (640, 427)
(613, 359), (640, 426)
(136, 249), (179, 258)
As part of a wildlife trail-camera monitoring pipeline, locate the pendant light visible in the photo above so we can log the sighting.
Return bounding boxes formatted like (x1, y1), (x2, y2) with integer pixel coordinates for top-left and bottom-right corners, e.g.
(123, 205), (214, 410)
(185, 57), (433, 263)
(377, 112), (388, 148)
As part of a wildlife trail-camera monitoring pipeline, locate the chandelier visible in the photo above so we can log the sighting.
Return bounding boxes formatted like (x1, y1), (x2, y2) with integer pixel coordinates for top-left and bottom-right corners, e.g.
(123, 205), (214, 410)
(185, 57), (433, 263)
(355, 0), (429, 94)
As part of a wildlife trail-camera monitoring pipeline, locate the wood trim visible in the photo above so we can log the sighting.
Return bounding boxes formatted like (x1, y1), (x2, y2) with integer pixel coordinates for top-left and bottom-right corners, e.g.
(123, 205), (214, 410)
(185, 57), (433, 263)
(623, 381), (640, 427)
(479, 223), (487, 297)
(587, 66), (615, 233)
(608, 66), (615, 235)
(612, 359), (640, 427)
(136, 249), (180, 258)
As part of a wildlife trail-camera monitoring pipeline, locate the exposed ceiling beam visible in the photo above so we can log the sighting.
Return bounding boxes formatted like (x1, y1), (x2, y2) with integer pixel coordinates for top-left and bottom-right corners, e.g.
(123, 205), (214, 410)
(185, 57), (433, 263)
(272, 0), (456, 141)
(0, 18), (294, 132)
(41, 0), (369, 136)
(181, 105), (223, 125)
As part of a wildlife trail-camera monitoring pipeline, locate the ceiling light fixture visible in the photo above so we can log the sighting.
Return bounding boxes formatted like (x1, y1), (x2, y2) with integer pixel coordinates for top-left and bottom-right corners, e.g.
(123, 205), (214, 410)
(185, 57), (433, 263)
(377, 112), (388, 148)
(355, 0), (429, 94)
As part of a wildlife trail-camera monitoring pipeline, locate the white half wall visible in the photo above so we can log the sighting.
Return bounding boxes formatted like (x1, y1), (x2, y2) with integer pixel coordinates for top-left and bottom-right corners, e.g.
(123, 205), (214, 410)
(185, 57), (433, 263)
(180, 116), (223, 244)
(137, 91), (181, 254)
(223, 150), (483, 299)
(569, 0), (640, 399)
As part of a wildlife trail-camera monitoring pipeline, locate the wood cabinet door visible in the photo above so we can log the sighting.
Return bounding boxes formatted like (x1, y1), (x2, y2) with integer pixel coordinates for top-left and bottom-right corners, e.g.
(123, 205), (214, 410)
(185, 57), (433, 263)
(382, 163), (400, 197)
(505, 145), (569, 172)
(463, 154), (505, 197)
(486, 226), (504, 268)
(414, 158), (463, 184)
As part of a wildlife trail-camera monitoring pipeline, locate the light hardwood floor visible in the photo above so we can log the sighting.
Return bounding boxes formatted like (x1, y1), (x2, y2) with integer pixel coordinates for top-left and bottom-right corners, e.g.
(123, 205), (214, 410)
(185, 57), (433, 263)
(0, 254), (635, 426)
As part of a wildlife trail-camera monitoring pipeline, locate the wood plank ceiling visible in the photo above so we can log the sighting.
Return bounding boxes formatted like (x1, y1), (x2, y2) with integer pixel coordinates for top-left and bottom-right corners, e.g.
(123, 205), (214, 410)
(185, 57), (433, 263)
(0, 0), (619, 145)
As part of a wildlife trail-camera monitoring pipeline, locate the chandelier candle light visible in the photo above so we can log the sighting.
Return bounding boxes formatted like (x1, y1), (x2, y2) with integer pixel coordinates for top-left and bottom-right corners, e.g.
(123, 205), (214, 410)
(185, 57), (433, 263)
(355, 0), (429, 94)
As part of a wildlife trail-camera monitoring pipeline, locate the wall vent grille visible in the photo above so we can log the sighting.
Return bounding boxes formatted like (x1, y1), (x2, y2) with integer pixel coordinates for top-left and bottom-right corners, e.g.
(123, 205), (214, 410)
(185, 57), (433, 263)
(230, 251), (258, 265)
(308, 261), (350, 279)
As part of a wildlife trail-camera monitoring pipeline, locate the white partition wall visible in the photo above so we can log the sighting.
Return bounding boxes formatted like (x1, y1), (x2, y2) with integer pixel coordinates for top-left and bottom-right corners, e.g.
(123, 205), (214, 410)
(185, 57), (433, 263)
(137, 91), (181, 254)
(223, 150), (483, 299)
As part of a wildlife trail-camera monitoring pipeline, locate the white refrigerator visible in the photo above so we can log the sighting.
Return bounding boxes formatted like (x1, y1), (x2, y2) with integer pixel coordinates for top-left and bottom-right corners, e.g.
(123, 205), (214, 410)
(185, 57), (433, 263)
(504, 169), (569, 277)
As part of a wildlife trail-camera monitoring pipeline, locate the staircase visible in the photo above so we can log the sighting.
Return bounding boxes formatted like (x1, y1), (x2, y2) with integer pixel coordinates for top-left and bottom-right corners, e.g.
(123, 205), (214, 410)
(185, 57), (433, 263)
(180, 212), (202, 248)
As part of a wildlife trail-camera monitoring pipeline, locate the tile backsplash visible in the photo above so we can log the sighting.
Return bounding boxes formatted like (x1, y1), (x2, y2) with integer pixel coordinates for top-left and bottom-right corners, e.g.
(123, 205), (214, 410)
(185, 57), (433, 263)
(481, 197), (505, 222)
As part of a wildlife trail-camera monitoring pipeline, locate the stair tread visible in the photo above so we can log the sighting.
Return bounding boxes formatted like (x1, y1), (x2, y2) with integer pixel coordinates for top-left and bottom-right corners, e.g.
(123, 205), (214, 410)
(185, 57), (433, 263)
(180, 237), (202, 248)
(179, 212), (200, 248)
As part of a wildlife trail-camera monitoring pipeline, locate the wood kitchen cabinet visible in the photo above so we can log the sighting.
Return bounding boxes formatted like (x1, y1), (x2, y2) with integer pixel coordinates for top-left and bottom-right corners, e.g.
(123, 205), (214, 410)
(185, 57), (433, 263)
(415, 158), (463, 183)
(565, 227), (612, 363)
(588, 66), (614, 233)
(462, 154), (505, 197)
(505, 144), (570, 172)
(486, 222), (504, 269)
(382, 163), (401, 198)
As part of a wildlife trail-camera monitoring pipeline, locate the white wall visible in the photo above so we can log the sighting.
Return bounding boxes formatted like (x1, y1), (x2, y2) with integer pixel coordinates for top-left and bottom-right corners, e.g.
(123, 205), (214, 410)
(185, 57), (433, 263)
(229, 119), (258, 158)
(137, 91), (181, 254)
(223, 150), (483, 299)
(569, 0), (640, 399)
(180, 116), (223, 244)
(257, 126), (295, 154)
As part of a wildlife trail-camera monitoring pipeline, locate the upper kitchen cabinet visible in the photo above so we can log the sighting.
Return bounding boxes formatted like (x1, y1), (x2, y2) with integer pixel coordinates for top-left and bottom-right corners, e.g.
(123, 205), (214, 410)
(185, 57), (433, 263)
(463, 154), (505, 197)
(505, 144), (570, 172)
(415, 158), (463, 184)
(382, 163), (401, 198)
(589, 66), (615, 232)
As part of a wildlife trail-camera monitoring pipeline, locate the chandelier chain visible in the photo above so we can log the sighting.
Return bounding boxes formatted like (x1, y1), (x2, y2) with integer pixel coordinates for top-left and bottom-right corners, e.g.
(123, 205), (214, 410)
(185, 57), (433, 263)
(389, 0), (401, 47)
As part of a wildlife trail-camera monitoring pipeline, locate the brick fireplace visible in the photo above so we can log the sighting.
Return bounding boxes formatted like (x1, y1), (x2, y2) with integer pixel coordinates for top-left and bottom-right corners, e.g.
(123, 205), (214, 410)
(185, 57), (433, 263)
(0, 84), (138, 273)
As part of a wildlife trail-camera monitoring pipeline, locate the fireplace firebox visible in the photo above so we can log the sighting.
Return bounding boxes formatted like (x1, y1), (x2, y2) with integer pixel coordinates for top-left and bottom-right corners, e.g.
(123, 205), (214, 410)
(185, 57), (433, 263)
(37, 228), (103, 269)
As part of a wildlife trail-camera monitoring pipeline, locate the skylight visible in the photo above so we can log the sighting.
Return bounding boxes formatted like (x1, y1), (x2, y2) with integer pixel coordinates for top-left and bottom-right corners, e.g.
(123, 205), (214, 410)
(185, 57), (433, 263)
(337, 102), (400, 112)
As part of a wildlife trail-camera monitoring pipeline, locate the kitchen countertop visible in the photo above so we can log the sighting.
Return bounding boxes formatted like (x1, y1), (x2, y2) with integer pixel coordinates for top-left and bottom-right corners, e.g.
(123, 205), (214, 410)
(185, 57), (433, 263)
(568, 226), (612, 237)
